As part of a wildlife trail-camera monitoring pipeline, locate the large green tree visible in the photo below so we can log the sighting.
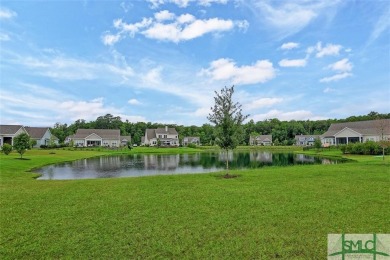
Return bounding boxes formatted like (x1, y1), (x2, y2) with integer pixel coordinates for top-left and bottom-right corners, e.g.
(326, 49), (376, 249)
(207, 86), (249, 174)
(13, 133), (30, 159)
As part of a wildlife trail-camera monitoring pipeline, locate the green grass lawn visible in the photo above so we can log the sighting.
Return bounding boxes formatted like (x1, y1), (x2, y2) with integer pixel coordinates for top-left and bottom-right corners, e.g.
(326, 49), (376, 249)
(0, 148), (389, 259)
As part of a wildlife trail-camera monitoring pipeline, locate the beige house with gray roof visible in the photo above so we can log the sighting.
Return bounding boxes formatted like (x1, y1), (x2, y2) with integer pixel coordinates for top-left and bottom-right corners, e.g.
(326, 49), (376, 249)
(321, 119), (390, 146)
(25, 127), (58, 147)
(143, 126), (179, 147)
(0, 125), (28, 146)
(249, 135), (272, 146)
(66, 129), (129, 147)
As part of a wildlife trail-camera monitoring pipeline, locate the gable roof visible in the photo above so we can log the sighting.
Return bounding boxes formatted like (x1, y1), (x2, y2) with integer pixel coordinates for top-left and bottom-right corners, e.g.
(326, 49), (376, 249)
(120, 136), (132, 142)
(145, 129), (156, 140)
(0, 125), (25, 135)
(322, 119), (390, 137)
(155, 127), (178, 135)
(72, 129), (120, 139)
(250, 135), (272, 142)
(295, 135), (321, 140)
(25, 127), (50, 139)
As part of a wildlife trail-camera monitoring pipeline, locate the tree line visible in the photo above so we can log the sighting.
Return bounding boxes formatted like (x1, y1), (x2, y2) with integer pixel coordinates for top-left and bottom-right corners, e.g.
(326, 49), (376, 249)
(50, 111), (390, 146)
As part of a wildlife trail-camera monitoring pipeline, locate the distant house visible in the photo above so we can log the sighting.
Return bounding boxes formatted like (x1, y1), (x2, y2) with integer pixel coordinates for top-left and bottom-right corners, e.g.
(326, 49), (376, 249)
(144, 126), (179, 147)
(25, 127), (58, 147)
(182, 136), (200, 146)
(295, 135), (321, 146)
(249, 135), (272, 146)
(66, 129), (123, 147)
(120, 136), (132, 146)
(0, 125), (28, 146)
(321, 119), (390, 146)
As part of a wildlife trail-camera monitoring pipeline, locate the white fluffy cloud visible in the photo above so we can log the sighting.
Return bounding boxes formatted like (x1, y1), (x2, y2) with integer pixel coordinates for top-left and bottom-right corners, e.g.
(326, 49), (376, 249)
(128, 99), (142, 105)
(201, 58), (276, 85)
(278, 58), (307, 67)
(104, 11), (247, 44)
(310, 42), (342, 58)
(327, 58), (352, 72)
(280, 42), (299, 50)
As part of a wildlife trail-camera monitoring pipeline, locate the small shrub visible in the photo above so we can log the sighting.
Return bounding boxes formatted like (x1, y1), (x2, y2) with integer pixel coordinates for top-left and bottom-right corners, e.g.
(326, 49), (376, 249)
(187, 143), (197, 149)
(2, 144), (12, 155)
(40, 145), (48, 149)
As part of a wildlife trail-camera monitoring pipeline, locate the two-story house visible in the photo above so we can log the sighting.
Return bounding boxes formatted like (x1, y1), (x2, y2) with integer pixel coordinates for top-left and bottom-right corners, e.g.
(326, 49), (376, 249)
(144, 126), (179, 147)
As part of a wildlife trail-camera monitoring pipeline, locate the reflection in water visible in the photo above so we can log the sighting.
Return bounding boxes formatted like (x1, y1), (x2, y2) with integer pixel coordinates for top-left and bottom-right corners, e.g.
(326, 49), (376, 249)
(36, 151), (343, 180)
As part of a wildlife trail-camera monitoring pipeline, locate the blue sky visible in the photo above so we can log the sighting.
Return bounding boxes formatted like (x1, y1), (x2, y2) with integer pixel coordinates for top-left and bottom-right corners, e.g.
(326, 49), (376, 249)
(0, 0), (389, 126)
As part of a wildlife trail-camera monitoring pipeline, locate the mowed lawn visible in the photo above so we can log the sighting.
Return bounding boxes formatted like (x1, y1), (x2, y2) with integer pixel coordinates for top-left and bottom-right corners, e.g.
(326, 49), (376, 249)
(0, 149), (389, 259)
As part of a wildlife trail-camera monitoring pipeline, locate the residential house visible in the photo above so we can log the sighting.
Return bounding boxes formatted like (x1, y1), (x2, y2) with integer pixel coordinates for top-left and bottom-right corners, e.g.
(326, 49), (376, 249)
(120, 136), (132, 146)
(321, 119), (390, 146)
(143, 126), (179, 147)
(0, 125), (28, 146)
(249, 135), (272, 146)
(25, 127), (59, 147)
(182, 136), (200, 146)
(295, 135), (321, 146)
(66, 129), (122, 147)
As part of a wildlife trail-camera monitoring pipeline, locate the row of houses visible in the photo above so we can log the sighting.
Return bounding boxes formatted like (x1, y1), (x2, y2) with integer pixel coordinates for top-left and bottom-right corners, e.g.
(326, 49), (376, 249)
(250, 119), (390, 146)
(1, 119), (389, 148)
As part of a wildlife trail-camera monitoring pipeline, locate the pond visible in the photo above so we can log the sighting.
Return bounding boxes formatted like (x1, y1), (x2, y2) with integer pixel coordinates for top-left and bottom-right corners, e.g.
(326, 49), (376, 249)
(36, 151), (344, 180)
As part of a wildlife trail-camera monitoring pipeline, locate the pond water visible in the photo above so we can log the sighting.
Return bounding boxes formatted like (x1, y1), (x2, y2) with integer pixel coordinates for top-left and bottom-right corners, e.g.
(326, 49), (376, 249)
(36, 151), (344, 180)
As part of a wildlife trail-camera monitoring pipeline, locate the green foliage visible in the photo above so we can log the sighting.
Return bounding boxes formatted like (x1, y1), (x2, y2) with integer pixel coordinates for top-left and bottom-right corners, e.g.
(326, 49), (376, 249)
(187, 143), (197, 149)
(208, 86), (249, 172)
(127, 141), (132, 150)
(2, 143), (12, 155)
(340, 141), (389, 155)
(13, 133), (31, 158)
(314, 138), (322, 150)
(29, 139), (37, 149)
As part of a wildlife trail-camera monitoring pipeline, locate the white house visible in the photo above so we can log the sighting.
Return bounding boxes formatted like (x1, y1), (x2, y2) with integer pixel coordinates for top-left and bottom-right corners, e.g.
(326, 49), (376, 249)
(0, 125), (29, 146)
(295, 135), (321, 146)
(25, 127), (59, 147)
(249, 135), (272, 146)
(182, 136), (200, 146)
(66, 129), (123, 147)
(143, 126), (179, 147)
(321, 119), (390, 146)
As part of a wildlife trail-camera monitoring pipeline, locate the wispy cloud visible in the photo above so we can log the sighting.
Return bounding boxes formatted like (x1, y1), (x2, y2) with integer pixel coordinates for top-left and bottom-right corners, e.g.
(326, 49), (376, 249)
(308, 42), (343, 58)
(280, 42), (299, 50)
(200, 58), (276, 85)
(366, 7), (390, 46)
(278, 58), (307, 67)
(128, 99), (142, 105)
(0, 7), (17, 19)
(147, 0), (227, 9)
(320, 72), (352, 83)
(103, 11), (248, 44)
(251, 0), (342, 39)
(327, 58), (352, 72)
(251, 109), (326, 121)
(244, 98), (283, 110)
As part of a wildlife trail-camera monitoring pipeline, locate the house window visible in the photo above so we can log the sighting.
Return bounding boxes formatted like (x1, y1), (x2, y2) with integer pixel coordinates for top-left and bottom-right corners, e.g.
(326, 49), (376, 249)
(164, 135), (167, 138)
(159, 135), (162, 138)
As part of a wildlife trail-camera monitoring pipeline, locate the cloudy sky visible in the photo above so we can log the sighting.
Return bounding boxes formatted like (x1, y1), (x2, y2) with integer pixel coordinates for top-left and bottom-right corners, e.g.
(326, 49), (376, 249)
(0, 0), (389, 126)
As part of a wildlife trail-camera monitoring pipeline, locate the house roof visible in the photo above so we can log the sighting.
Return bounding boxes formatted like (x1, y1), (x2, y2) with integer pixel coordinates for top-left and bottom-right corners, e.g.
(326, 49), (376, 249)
(25, 127), (51, 139)
(0, 125), (25, 135)
(120, 136), (132, 142)
(145, 129), (156, 140)
(72, 129), (120, 139)
(184, 136), (200, 141)
(322, 119), (390, 137)
(295, 135), (321, 140)
(250, 135), (272, 142)
(155, 127), (178, 135)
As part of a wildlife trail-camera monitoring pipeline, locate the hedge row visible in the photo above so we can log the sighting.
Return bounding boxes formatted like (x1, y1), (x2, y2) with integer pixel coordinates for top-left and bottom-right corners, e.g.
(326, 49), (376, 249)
(340, 141), (390, 155)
